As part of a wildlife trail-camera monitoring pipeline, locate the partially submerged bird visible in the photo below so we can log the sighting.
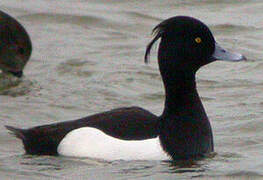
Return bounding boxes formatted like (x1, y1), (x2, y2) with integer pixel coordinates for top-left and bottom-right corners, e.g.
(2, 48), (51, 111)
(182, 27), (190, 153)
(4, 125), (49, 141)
(0, 10), (32, 78)
(6, 16), (246, 161)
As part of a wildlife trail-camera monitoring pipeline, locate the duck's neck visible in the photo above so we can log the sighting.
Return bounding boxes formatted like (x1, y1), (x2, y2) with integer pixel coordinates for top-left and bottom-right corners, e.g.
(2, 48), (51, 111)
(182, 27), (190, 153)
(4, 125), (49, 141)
(159, 68), (214, 160)
(161, 69), (204, 115)
(164, 71), (198, 113)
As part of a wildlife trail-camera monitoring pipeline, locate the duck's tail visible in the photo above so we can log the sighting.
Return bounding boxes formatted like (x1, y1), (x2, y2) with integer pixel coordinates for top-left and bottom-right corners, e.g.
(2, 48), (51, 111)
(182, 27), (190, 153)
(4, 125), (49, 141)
(5, 124), (71, 155)
(5, 125), (26, 141)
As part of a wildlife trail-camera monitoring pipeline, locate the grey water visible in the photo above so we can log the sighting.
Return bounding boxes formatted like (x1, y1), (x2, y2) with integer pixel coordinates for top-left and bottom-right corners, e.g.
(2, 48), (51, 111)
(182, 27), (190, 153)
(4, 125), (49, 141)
(1, 0), (263, 179)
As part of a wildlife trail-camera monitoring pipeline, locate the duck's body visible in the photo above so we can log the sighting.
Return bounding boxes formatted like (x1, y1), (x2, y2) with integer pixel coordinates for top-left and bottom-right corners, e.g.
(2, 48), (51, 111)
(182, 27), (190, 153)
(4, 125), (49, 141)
(6, 16), (245, 161)
(0, 10), (32, 77)
(6, 107), (159, 156)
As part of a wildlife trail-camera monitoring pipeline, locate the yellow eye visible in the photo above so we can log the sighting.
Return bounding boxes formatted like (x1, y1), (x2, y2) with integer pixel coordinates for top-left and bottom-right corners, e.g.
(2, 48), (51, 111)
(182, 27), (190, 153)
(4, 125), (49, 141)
(195, 37), (202, 43)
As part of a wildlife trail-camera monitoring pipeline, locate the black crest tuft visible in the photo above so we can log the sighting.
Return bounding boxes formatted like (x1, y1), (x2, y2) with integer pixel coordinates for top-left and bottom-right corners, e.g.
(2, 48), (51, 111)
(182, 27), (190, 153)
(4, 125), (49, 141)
(144, 16), (183, 63)
(144, 23), (164, 64)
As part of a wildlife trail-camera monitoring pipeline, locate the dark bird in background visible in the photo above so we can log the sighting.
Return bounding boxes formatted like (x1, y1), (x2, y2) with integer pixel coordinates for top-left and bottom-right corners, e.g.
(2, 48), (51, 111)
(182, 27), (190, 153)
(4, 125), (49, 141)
(0, 10), (32, 78)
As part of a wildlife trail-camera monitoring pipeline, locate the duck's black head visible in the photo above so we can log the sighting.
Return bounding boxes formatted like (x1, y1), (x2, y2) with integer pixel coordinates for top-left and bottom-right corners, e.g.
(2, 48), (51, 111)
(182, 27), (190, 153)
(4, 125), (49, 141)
(145, 16), (246, 79)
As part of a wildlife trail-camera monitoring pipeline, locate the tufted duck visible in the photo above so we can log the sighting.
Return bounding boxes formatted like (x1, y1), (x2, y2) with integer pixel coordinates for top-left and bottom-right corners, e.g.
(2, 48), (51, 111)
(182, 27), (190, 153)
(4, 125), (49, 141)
(6, 16), (246, 160)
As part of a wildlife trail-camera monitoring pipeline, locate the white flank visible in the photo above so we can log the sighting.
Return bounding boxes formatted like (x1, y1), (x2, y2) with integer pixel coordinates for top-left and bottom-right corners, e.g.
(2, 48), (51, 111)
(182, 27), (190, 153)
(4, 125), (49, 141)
(57, 127), (169, 161)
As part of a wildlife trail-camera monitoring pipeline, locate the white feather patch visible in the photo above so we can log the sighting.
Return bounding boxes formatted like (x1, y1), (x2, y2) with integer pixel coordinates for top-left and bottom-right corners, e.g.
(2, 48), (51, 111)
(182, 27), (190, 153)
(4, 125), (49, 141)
(57, 127), (168, 161)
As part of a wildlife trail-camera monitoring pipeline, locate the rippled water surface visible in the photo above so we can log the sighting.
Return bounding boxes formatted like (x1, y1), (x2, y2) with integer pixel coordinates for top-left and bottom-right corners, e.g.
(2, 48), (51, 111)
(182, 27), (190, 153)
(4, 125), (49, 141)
(1, 0), (263, 179)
